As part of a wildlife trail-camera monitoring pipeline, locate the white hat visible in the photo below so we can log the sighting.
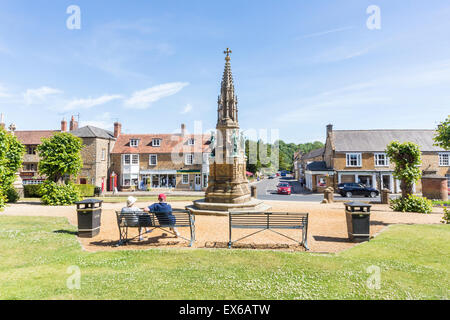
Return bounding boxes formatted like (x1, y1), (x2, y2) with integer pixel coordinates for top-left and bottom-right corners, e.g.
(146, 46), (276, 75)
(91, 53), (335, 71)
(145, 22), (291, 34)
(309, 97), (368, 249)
(127, 196), (137, 207)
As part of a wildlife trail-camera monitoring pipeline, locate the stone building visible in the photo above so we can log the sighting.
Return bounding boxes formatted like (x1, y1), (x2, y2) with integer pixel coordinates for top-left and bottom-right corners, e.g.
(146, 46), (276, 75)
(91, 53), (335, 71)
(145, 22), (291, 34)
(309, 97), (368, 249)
(310, 124), (450, 193)
(70, 120), (116, 189)
(110, 124), (211, 191)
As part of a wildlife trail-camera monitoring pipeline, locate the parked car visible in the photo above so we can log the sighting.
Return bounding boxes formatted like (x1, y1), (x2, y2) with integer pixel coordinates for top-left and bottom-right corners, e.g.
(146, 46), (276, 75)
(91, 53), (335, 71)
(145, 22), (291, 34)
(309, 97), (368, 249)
(280, 171), (287, 177)
(277, 182), (291, 195)
(268, 174), (276, 179)
(338, 183), (379, 198)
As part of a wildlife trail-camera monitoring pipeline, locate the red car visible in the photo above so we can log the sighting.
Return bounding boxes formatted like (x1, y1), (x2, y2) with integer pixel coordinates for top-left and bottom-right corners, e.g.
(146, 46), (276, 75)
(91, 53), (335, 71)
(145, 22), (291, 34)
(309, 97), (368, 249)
(277, 182), (292, 195)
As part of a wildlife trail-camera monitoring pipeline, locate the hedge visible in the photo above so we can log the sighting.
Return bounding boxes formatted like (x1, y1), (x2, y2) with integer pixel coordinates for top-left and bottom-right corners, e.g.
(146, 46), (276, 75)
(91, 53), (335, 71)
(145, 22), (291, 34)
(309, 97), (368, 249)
(74, 184), (95, 197)
(23, 184), (42, 198)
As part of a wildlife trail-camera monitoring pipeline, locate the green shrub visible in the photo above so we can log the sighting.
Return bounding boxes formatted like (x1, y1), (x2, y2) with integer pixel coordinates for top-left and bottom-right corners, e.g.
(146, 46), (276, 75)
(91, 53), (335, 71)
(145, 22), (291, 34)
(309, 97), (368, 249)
(5, 187), (20, 203)
(74, 184), (95, 197)
(23, 184), (42, 198)
(441, 207), (450, 224)
(390, 194), (433, 214)
(40, 181), (81, 206)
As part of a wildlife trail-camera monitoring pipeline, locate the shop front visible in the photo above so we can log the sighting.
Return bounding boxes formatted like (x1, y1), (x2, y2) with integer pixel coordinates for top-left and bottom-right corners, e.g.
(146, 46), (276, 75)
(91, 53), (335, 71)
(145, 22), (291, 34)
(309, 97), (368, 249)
(139, 170), (177, 190)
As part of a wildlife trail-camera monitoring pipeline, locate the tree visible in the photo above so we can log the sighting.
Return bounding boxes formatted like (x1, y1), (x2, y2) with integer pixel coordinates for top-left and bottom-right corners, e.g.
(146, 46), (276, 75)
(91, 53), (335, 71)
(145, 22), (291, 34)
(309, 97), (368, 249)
(0, 128), (25, 209)
(434, 115), (450, 150)
(37, 132), (83, 183)
(386, 141), (422, 198)
(37, 132), (83, 206)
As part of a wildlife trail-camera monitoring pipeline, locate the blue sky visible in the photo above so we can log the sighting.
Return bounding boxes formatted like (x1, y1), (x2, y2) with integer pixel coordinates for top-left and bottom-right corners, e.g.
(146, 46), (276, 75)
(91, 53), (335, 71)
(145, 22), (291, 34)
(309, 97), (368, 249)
(0, 0), (449, 143)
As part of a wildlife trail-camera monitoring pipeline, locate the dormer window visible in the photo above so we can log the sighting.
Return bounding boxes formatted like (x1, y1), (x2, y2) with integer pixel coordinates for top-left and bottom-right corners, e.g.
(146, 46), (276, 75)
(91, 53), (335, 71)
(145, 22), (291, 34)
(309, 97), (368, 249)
(188, 138), (195, 146)
(130, 139), (139, 147)
(152, 138), (161, 147)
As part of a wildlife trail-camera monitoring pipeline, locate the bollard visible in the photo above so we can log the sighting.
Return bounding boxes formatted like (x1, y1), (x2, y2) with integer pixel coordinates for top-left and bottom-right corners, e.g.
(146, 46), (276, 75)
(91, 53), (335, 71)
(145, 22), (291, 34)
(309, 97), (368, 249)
(381, 189), (390, 204)
(251, 185), (257, 198)
(323, 187), (334, 203)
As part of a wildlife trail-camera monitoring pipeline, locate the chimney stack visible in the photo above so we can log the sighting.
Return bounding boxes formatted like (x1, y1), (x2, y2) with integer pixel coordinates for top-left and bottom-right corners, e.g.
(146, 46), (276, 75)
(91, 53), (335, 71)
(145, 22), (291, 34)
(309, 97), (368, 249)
(70, 115), (78, 131)
(0, 113), (4, 130)
(61, 118), (67, 132)
(114, 122), (122, 138)
(326, 124), (333, 137)
(181, 123), (186, 136)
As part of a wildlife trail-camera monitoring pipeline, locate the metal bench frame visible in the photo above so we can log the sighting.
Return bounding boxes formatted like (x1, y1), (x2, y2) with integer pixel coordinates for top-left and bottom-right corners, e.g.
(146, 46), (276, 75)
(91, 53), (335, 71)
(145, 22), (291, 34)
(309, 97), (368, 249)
(228, 212), (309, 250)
(115, 209), (195, 247)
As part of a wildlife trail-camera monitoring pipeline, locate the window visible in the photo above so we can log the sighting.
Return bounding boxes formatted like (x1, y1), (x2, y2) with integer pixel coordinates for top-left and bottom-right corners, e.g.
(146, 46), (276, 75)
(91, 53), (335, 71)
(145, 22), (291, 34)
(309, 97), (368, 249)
(346, 153), (362, 167)
(23, 163), (37, 172)
(375, 153), (389, 166)
(101, 149), (106, 161)
(182, 174), (189, 184)
(27, 146), (36, 155)
(188, 138), (195, 145)
(149, 154), (157, 166)
(123, 154), (139, 165)
(439, 153), (450, 166)
(185, 154), (194, 165)
(123, 174), (138, 186)
(123, 154), (131, 165)
(130, 139), (139, 147)
(152, 139), (161, 147)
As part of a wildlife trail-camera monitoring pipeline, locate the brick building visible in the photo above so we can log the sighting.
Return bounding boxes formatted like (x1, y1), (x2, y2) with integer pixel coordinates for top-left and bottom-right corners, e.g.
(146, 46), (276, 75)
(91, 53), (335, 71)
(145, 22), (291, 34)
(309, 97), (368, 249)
(306, 124), (450, 193)
(110, 124), (211, 191)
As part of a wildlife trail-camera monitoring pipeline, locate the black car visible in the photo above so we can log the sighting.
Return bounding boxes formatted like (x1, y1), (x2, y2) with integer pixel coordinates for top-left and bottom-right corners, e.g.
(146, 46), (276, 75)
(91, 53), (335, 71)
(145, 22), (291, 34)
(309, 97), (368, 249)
(338, 183), (379, 198)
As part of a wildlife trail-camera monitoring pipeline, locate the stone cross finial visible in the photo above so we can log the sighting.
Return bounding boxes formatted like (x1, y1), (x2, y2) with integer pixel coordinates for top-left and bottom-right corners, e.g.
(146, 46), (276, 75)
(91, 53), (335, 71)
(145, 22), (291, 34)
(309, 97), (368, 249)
(224, 48), (232, 61)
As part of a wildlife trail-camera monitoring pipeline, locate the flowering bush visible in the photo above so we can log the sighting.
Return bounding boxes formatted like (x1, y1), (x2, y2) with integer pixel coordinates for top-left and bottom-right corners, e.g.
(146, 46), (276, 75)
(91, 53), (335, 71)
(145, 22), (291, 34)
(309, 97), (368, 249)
(390, 194), (433, 214)
(441, 207), (450, 224)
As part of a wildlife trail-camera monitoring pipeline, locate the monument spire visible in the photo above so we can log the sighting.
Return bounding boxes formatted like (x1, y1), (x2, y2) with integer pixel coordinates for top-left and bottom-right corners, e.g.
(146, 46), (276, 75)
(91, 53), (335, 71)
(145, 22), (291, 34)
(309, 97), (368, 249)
(218, 48), (238, 127)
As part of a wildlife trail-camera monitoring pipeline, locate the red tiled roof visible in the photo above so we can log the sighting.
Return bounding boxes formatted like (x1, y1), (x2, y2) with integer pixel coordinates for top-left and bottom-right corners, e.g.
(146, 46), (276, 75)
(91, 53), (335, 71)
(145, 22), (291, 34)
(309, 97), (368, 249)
(111, 133), (211, 154)
(15, 130), (60, 145)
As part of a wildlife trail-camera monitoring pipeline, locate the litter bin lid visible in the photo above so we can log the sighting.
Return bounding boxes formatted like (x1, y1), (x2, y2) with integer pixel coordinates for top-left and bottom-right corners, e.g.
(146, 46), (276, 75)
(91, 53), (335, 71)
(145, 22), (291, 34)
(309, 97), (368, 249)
(344, 201), (372, 207)
(75, 199), (103, 205)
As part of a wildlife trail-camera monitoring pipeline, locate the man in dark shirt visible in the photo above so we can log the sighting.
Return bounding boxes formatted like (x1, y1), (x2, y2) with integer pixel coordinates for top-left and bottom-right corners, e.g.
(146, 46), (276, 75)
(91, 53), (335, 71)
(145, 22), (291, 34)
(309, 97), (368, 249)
(144, 194), (180, 237)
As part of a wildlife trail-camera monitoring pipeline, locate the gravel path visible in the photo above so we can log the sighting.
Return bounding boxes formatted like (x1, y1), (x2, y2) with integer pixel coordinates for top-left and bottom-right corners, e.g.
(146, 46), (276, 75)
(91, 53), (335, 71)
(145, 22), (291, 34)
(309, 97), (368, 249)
(1, 200), (443, 253)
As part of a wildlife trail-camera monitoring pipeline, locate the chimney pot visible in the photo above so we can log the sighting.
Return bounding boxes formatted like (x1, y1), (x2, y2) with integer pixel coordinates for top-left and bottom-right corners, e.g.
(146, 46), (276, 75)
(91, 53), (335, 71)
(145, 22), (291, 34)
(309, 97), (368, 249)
(181, 123), (186, 136)
(61, 118), (67, 132)
(114, 122), (122, 138)
(326, 124), (333, 137)
(70, 115), (78, 131)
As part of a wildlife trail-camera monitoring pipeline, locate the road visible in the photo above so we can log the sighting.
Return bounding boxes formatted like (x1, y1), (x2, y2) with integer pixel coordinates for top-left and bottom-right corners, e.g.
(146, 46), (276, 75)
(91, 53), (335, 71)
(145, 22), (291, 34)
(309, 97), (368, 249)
(254, 175), (382, 202)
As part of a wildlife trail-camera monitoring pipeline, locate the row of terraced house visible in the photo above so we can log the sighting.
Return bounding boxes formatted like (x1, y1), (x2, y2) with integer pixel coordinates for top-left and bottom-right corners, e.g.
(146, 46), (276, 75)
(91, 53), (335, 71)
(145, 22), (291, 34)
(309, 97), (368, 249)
(1, 114), (211, 192)
(294, 124), (450, 194)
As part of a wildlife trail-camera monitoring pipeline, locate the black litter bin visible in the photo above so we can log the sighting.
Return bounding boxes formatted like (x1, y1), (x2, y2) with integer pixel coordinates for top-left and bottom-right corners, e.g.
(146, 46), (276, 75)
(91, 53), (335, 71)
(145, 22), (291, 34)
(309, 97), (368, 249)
(94, 186), (102, 197)
(75, 199), (103, 238)
(345, 201), (372, 242)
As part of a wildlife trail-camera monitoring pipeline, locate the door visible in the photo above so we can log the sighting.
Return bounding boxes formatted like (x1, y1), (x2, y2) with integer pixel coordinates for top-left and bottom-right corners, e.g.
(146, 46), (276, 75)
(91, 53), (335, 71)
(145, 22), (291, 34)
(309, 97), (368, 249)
(382, 175), (391, 191)
(194, 174), (201, 191)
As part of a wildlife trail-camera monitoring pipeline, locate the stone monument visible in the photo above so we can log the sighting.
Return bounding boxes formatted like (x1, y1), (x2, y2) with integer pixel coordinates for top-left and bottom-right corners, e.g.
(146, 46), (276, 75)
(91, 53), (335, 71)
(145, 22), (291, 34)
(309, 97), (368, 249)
(187, 49), (270, 215)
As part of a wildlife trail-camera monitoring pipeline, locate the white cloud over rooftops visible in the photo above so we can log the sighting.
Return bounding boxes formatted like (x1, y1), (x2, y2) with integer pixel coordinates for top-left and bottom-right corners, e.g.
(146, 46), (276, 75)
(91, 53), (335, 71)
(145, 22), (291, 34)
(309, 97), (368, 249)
(124, 82), (189, 109)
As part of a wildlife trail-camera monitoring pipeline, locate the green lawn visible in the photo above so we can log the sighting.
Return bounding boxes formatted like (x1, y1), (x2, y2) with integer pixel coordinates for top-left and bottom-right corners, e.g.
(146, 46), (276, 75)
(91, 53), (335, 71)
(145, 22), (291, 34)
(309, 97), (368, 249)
(0, 216), (448, 299)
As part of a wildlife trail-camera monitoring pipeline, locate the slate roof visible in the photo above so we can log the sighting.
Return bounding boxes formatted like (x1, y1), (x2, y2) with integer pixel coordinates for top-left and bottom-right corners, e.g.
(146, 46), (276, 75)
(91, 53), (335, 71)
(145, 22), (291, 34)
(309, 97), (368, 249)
(15, 130), (59, 145)
(332, 130), (444, 152)
(301, 147), (325, 160)
(111, 134), (211, 154)
(71, 126), (115, 140)
(306, 161), (332, 172)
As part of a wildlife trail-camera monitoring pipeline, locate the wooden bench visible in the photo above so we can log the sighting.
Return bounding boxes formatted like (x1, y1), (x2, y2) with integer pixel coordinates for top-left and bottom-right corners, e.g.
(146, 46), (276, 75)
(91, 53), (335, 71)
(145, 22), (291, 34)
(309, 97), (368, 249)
(115, 209), (195, 247)
(228, 212), (309, 250)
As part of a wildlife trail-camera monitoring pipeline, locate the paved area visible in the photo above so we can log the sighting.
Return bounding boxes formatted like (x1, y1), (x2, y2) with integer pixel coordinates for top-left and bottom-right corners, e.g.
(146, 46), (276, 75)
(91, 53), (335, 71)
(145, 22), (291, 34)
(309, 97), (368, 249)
(1, 200), (443, 253)
(255, 176), (384, 202)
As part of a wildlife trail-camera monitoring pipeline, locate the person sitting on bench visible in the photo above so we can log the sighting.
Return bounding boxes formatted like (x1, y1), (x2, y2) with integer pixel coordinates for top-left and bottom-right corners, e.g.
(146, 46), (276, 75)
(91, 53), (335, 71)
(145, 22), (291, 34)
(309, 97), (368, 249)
(144, 193), (180, 237)
(121, 196), (147, 240)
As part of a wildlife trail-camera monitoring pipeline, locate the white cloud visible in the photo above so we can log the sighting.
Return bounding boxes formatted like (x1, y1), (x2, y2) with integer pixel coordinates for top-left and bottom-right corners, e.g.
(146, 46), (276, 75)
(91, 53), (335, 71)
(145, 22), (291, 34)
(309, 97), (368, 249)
(0, 84), (11, 98)
(298, 26), (354, 39)
(181, 103), (193, 114)
(24, 86), (62, 104)
(124, 82), (189, 109)
(63, 94), (122, 111)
